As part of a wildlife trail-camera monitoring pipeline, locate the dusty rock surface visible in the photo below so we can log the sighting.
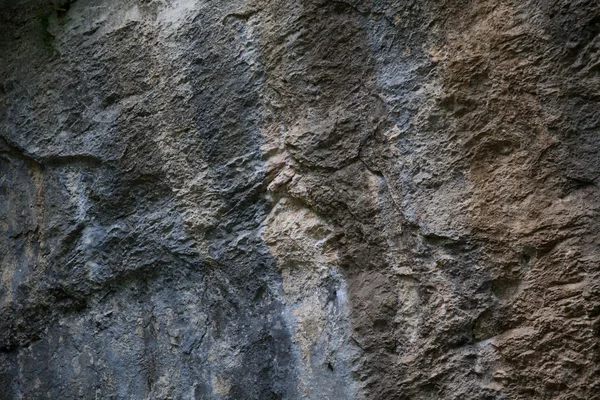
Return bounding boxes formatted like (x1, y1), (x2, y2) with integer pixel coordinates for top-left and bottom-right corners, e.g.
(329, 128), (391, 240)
(1, 0), (599, 399)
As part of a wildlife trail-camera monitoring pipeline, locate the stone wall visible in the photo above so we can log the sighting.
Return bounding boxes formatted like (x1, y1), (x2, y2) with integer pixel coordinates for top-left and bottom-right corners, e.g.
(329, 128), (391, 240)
(1, 0), (599, 398)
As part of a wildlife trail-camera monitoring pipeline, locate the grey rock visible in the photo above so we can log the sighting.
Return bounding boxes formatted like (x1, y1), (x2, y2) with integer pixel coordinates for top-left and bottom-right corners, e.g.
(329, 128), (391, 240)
(1, 0), (599, 399)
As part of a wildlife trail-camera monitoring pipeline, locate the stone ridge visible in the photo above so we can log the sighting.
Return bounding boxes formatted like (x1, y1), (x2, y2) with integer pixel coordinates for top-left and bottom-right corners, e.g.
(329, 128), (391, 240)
(0, 0), (599, 399)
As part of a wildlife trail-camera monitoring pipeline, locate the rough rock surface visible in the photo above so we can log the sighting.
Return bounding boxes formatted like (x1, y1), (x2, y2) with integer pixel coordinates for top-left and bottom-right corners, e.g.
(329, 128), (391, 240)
(1, 0), (600, 398)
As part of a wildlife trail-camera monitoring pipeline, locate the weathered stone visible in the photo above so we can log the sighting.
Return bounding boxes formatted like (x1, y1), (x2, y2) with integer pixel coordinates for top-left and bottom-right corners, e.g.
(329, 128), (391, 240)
(1, 0), (599, 398)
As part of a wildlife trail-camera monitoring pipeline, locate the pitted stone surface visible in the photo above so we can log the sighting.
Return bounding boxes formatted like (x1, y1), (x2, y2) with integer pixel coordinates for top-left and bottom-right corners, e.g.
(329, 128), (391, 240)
(1, 0), (599, 399)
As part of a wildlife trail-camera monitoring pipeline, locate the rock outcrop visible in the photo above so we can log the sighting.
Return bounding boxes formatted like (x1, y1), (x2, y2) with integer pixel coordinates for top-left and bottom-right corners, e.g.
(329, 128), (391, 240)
(1, 0), (599, 398)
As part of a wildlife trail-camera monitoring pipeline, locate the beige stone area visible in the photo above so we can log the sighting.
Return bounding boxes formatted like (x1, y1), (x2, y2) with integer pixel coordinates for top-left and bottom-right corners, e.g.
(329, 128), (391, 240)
(262, 195), (355, 397)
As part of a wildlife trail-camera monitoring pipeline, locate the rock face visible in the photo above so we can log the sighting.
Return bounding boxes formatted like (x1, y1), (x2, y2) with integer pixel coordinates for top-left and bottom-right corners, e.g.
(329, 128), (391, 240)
(1, 0), (600, 398)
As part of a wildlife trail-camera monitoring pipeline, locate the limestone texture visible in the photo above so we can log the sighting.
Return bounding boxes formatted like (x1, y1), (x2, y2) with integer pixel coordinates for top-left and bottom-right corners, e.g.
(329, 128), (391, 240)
(1, 0), (600, 399)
